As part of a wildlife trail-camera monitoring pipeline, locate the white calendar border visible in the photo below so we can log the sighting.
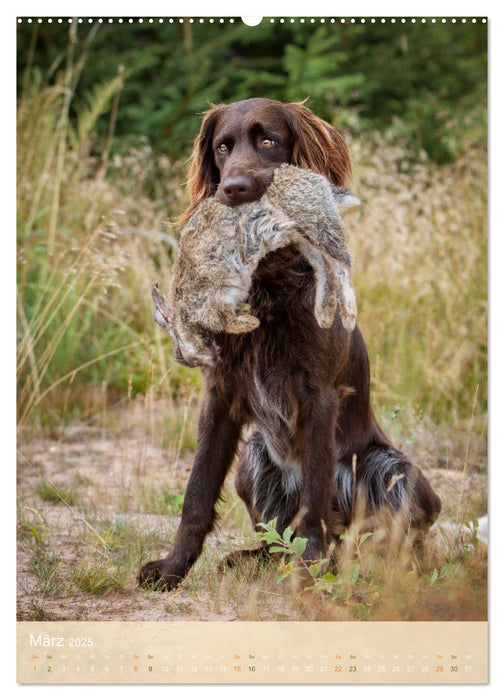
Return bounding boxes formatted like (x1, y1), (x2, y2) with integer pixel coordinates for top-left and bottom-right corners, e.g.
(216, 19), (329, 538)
(5, 1), (500, 18)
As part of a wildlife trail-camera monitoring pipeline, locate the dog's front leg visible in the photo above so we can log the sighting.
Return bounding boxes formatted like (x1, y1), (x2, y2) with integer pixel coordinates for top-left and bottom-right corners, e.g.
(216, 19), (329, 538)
(297, 389), (337, 564)
(138, 388), (241, 590)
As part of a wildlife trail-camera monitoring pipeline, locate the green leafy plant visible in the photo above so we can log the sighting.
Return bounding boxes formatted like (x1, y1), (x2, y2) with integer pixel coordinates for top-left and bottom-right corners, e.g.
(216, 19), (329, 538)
(256, 520), (379, 618)
(430, 562), (458, 588)
(258, 519), (307, 555)
(463, 515), (484, 552)
(257, 519), (308, 583)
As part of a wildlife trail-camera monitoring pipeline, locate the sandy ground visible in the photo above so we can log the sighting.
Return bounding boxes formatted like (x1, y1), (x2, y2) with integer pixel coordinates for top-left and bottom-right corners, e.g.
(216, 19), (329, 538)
(16, 420), (487, 622)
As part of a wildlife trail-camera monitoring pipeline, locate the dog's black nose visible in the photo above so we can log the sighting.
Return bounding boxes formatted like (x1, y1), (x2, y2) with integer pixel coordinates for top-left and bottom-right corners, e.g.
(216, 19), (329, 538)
(220, 176), (254, 205)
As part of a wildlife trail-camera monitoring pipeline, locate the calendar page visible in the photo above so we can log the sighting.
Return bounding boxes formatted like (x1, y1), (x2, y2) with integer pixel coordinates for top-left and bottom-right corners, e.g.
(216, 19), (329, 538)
(16, 7), (488, 686)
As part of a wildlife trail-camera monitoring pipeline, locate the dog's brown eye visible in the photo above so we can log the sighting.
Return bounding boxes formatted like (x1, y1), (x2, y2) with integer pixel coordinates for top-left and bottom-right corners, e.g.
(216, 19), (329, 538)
(217, 143), (228, 153)
(262, 138), (275, 148)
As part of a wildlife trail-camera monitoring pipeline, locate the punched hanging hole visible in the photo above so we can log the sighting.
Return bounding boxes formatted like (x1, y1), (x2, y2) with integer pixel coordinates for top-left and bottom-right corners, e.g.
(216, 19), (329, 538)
(241, 16), (263, 26)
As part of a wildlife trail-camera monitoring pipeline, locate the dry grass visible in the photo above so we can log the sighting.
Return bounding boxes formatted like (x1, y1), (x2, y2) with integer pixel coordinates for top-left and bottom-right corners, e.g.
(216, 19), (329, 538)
(16, 68), (487, 622)
(347, 131), (487, 426)
(16, 409), (487, 622)
(17, 64), (191, 430)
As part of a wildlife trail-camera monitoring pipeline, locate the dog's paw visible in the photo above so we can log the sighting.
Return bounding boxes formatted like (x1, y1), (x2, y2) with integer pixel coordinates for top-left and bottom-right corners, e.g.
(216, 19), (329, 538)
(217, 546), (274, 574)
(138, 559), (184, 592)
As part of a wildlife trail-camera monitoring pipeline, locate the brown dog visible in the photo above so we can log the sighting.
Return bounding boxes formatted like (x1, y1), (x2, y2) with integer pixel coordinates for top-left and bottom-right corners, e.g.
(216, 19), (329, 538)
(139, 99), (441, 590)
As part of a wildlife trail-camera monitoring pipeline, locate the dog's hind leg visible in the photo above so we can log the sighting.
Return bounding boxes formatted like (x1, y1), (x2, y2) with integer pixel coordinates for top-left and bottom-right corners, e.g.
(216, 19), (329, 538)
(332, 446), (442, 564)
(334, 446), (441, 528)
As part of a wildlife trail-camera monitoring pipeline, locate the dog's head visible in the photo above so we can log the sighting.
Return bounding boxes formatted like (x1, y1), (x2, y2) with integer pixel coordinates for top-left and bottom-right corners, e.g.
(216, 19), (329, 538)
(181, 98), (352, 222)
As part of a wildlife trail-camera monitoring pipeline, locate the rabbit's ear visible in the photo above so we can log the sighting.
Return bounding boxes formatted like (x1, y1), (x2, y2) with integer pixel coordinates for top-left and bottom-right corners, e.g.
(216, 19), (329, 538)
(151, 282), (174, 330)
(331, 186), (361, 209)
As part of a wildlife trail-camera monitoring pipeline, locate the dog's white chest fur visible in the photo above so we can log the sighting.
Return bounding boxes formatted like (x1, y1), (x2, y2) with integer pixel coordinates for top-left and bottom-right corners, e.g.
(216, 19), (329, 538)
(247, 372), (303, 513)
(248, 373), (301, 473)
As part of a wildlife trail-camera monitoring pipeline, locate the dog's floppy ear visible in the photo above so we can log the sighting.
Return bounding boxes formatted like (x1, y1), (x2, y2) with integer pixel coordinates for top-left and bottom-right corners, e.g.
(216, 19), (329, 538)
(284, 102), (352, 187)
(179, 104), (227, 223)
